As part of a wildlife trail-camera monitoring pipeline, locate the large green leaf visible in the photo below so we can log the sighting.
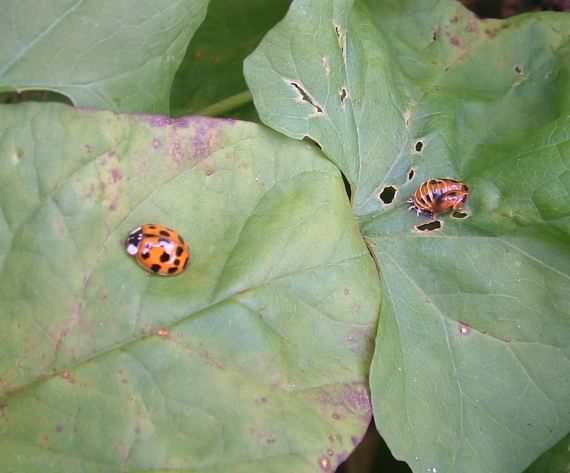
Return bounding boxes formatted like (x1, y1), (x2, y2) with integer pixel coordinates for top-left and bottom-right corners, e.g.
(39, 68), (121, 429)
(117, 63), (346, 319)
(245, 1), (570, 472)
(170, 0), (291, 120)
(0, 103), (380, 472)
(0, 0), (209, 113)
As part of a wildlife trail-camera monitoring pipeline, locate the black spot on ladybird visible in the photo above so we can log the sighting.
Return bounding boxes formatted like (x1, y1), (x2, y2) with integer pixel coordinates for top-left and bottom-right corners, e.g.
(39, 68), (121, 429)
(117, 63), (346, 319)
(173, 259), (180, 266)
(150, 264), (161, 273)
(176, 246), (184, 257)
(160, 252), (170, 263)
(149, 225), (157, 229)
(167, 267), (178, 274)
(159, 230), (170, 237)
(141, 252), (150, 260)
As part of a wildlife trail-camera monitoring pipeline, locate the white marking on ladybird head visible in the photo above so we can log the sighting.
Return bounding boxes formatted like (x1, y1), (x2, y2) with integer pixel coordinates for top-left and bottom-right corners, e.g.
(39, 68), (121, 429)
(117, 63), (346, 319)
(127, 244), (139, 255)
(128, 226), (142, 236)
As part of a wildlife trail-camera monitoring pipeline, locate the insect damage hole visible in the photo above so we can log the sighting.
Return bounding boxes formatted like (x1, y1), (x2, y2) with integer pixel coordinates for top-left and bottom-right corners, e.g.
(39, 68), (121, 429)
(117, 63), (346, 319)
(514, 65), (523, 75)
(415, 220), (442, 232)
(414, 140), (424, 153)
(451, 210), (470, 219)
(339, 87), (348, 104)
(334, 22), (347, 62)
(334, 24), (345, 49)
(288, 80), (324, 115)
(378, 185), (398, 205)
(407, 168), (415, 181)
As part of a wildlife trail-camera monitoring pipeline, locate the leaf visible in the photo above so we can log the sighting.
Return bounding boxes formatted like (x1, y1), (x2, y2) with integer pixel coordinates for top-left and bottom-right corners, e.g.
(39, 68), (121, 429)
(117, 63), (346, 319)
(170, 0), (291, 119)
(0, 103), (380, 472)
(0, 0), (209, 113)
(245, 0), (570, 472)
(525, 434), (570, 473)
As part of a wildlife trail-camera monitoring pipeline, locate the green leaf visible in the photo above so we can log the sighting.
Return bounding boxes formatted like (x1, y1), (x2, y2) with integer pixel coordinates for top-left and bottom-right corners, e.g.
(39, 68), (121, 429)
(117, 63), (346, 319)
(171, 0), (291, 119)
(525, 434), (570, 473)
(245, 0), (570, 472)
(0, 0), (209, 113)
(0, 103), (380, 472)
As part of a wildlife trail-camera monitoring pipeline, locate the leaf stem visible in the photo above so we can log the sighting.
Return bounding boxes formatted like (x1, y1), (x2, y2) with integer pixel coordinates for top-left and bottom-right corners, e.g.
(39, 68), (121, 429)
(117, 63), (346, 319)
(196, 90), (253, 117)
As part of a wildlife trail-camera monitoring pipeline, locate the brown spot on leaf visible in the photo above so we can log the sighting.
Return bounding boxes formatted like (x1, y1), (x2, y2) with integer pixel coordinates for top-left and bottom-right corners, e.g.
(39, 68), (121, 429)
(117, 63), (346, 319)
(111, 168), (122, 183)
(190, 116), (232, 162)
(61, 370), (74, 383)
(449, 35), (462, 47)
(319, 456), (332, 471)
(157, 328), (169, 337)
(466, 17), (479, 33)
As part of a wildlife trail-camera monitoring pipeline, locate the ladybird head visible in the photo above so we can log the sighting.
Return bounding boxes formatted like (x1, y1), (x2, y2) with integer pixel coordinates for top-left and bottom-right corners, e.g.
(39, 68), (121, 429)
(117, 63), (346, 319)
(125, 227), (143, 255)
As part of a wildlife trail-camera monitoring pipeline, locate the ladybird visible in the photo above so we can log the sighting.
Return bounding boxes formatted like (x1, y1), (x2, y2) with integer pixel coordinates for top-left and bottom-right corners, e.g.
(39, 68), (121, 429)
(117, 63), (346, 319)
(125, 224), (190, 276)
(408, 178), (469, 218)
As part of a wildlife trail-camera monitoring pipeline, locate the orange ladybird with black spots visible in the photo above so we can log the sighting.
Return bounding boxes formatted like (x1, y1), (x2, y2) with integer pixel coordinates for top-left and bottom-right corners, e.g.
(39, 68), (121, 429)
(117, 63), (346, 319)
(126, 224), (190, 276)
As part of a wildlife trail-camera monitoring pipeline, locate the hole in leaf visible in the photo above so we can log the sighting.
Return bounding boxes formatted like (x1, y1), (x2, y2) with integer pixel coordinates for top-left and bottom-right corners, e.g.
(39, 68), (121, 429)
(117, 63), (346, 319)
(334, 24), (344, 48)
(288, 80), (323, 114)
(407, 168), (415, 181)
(378, 186), (397, 205)
(514, 64), (523, 75)
(339, 87), (348, 104)
(335, 24), (342, 39)
(334, 23), (347, 59)
(415, 220), (442, 232)
(0, 89), (72, 106)
(432, 30), (439, 41)
(451, 210), (469, 219)
(414, 140), (424, 153)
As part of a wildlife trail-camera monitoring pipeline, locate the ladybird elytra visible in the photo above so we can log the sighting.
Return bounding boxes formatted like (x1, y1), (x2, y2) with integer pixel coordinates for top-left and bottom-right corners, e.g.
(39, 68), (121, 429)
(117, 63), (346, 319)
(125, 224), (190, 276)
(408, 178), (469, 218)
